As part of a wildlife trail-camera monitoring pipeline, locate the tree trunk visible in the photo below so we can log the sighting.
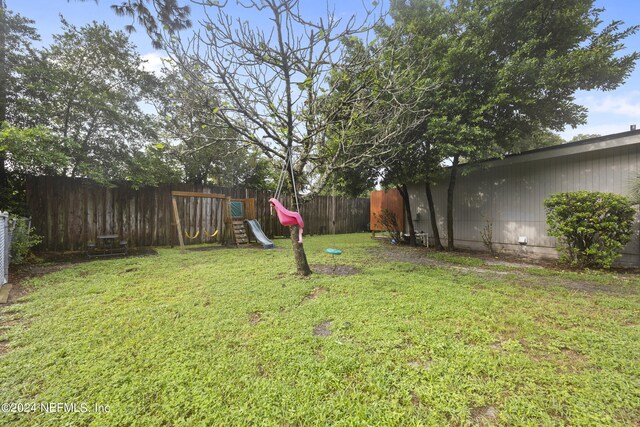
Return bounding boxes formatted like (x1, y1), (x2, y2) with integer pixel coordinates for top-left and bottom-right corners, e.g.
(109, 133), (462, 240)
(0, 1), (6, 127)
(446, 153), (460, 251)
(286, 157), (311, 276)
(0, 1), (7, 208)
(397, 183), (416, 247)
(425, 181), (444, 251)
(290, 223), (311, 276)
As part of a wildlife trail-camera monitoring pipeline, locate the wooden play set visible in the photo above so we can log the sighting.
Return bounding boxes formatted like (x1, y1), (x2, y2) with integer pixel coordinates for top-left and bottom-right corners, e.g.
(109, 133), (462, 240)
(170, 190), (259, 251)
(171, 150), (308, 251)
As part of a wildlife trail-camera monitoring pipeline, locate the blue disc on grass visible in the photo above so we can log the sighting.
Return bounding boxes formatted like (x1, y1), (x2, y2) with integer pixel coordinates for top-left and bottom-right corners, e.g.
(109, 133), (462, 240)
(325, 248), (342, 255)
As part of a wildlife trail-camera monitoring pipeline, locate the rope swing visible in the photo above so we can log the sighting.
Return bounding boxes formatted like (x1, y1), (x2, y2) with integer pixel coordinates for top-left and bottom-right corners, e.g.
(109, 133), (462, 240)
(273, 148), (300, 212)
(204, 228), (219, 238)
(184, 229), (200, 240)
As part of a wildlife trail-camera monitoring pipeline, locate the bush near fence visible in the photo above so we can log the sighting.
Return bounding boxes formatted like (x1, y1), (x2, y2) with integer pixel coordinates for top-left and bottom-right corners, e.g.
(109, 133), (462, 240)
(26, 176), (370, 251)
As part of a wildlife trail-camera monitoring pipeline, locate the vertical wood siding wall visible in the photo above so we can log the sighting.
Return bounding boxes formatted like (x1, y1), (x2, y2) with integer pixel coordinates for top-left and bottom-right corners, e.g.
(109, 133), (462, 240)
(26, 176), (370, 251)
(407, 143), (640, 265)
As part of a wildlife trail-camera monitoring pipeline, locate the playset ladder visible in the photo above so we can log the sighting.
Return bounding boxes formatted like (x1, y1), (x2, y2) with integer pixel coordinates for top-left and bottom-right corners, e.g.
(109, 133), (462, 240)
(232, 220), (249, 245)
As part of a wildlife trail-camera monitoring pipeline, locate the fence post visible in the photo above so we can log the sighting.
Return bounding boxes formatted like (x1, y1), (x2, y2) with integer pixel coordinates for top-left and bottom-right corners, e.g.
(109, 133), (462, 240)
(0, 212), (9, 286)
(331, 186), (336, 235)
(224, 196), (233, 244)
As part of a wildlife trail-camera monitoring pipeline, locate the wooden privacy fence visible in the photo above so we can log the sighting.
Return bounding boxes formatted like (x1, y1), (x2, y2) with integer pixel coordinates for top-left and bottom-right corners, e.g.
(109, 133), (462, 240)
(26, 176), (370, 251)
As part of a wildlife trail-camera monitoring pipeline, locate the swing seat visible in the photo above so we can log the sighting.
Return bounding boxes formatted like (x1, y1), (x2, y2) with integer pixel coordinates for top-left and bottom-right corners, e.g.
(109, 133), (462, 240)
(269, 198), (304, 243)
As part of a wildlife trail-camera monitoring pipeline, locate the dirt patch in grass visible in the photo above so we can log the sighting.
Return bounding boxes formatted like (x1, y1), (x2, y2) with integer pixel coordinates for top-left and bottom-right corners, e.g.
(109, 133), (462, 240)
(187, 244), (283, 252)
(248, 311), (262, 325)
(185, 245), (234, 252)
(301, 287), (327, 303)
(557, 279), (635, 295)
(407, 358), (432, 370)
(369, 247), (438, 266)
(10, 263), (70, 283)
(5, 262), (74, 306)
(561, 347), (587, 362)
(34, 248), (158, 262)
(471, 406), (498, 426)
(257, 364), (269, 377)
(518, 277), (637, 296)
(373, 244), (638, 296)
(313, 320), (332, 336)
(311, 264), (359, 276)
(381, 241), (640, 278)
(246, 245), (284, 251)
(370, 247), (511, 275)
(410, 391), (421, 407)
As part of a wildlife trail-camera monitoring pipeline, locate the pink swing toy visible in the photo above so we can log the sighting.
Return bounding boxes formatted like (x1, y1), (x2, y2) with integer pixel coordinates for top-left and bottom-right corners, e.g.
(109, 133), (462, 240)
(271, 149), (304, 243)
(269, 198), (304, 243)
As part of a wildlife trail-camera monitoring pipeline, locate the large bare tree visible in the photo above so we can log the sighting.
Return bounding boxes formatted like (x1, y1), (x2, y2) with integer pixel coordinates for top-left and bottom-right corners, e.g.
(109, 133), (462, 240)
(158, 0), (432, 275)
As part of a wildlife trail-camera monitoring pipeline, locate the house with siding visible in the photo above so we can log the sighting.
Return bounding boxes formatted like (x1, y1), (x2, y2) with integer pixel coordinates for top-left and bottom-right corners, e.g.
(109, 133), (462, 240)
(407, 129), (640, 266)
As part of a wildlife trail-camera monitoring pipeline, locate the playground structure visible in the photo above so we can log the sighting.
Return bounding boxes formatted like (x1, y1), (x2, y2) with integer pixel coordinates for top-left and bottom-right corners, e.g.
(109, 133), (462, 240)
(171, 191), (272, 251)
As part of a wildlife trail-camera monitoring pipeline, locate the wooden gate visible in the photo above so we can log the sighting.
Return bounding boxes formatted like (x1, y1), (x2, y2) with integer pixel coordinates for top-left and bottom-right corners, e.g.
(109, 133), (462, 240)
(370, 189), (404, 232)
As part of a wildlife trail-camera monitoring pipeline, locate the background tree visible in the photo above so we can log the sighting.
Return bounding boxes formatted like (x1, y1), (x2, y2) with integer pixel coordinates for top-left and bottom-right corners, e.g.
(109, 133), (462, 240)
(0, 124), (69, 213)
(322, 29), (435, 245)
(156, 60), (276, 188)
(0, 2), (41, 209)
(391, 0), (639, 250)
(24, 20), (163, 185)
(0, 124), (69, 175)
(511, 130), (565, 153)
(76, 0), (192, 49)
(569, 133), (602, 142)
(125, 142), (182, 188)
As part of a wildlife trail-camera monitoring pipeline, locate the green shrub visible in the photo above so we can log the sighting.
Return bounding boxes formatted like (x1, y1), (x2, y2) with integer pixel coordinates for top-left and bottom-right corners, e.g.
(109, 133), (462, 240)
(9, 217), (42, 265)
(544, 191), (635, 268)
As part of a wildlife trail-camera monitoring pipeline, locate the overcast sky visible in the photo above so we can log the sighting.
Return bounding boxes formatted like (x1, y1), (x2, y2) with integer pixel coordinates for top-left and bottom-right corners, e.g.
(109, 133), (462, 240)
(10, 0), (640, 141)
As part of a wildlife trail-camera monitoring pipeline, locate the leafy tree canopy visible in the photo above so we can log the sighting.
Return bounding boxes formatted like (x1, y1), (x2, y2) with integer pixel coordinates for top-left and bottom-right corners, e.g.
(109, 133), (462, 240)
(568, 133), (603, 142)
(0, 124), (69, 175)
(23, 19), (164, 186)
(78, 0), (192, 49)
(155, 60), (276, 188)
(511, 130), (565, 153)
(391, 0), (639, 161)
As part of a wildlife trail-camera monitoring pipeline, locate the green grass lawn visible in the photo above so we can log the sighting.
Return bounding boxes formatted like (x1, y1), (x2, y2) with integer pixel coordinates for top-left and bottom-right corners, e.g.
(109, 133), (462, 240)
(1, 234), (639, 426)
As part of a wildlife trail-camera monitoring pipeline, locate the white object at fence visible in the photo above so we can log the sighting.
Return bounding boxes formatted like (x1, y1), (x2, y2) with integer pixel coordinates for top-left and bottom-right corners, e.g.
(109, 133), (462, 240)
(0, 212), (9, 286)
